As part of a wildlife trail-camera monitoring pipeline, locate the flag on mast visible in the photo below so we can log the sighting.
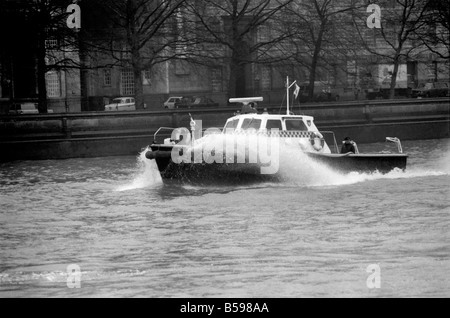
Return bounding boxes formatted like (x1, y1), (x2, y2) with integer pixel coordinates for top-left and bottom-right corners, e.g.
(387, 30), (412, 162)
(293, 84), (300, 99)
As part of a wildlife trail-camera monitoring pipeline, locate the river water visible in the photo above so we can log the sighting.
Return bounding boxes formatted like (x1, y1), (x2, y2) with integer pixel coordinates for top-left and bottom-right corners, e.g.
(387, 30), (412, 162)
(0, 138), (449, 298)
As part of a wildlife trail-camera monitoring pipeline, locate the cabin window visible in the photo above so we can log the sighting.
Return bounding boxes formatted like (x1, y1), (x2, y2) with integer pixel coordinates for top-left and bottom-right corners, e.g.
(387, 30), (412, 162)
(266, 119), (283, 131)
(224, 119), (239, 132)
(241, 118), (262, 130)
(285, 119), (308, 131)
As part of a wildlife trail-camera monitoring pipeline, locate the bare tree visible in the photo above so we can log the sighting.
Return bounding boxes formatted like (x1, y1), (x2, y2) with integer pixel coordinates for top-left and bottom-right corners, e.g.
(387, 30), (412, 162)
(353, 0), (431, 99)
(415, 0), (449, 60)
(0, 0), (81, 113)
(186, 0), (293, 98)
(281, 0), (361, 100)
(85, 0), (186, 110)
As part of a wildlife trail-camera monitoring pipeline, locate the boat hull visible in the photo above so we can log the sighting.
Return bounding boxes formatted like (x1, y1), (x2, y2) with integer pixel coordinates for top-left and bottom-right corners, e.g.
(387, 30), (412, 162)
(147, 144), (408, 183)
(147, 144), (280, 183)
(305, 152), (408, 173)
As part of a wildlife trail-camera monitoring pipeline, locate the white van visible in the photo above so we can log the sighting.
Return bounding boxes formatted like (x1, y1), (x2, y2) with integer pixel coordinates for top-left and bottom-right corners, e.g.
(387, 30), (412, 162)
(9, 103), (39, 114)
(163, 96), (183, 109)
(105, 97), (136, 111)
(8, 103), (54, 114)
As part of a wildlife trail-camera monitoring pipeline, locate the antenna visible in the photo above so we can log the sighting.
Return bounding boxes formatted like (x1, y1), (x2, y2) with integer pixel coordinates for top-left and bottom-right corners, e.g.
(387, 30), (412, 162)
(228, 97), (263, 105)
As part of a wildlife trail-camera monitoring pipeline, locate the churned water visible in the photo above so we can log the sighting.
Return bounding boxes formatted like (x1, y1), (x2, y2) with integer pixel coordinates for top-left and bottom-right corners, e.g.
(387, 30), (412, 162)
(0, 138), (449, 298)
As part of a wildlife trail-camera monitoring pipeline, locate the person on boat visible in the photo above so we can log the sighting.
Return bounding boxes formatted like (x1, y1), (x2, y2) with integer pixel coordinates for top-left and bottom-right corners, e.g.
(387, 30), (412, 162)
(341, 137), (356, 154)
(241, 102), (257, 114)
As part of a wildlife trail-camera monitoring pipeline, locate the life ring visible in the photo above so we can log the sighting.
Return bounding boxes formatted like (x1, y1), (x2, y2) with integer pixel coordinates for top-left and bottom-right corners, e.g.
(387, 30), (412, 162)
(309, 133), (324, 151)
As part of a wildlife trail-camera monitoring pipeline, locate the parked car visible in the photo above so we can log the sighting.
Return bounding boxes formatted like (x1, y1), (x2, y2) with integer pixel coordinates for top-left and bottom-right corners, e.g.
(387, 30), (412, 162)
(366, 77), (413, 99)
(9, 103), (38, 115)
(191, 96), (219, 108)
(297, 82), (341, 102)
(174, 96), (219, 109)
(163, 96), (183, 109)
(105, 97), (136, 111)
(8, 103), (53, 114)
(411, 82), (450, 98)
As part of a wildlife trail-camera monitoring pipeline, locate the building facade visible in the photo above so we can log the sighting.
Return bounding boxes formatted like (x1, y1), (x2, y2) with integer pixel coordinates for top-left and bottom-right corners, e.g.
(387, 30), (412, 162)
(1, 0), (448, 114)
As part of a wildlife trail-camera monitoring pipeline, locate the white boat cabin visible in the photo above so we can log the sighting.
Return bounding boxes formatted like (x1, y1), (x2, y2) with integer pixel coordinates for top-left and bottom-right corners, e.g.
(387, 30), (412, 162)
(225, 97), (321, 134)
(223, 97), (331, 153)
(223, 113), (321, 135)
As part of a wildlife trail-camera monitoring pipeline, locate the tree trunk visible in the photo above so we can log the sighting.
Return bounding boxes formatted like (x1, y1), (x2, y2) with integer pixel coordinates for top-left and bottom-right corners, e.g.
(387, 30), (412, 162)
(131, 36), (145, 110)
(227, 2), (249, 99)
(230, 39), (249, 98)
(132, 49), (144, 110)
(230, 62), (246, 98)
(133, 67), (144, 110)
(389, 54), (400, 99)
(36, 30), (48, 114)
(228, 61), (238, 98)
(308, 60), (318, 100)
(229, 42), (248, 98)
(308, 24), (325, 100)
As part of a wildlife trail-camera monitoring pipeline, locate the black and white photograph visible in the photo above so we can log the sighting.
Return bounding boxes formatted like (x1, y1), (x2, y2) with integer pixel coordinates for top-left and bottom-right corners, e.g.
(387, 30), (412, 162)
(0, 0), (449, 301)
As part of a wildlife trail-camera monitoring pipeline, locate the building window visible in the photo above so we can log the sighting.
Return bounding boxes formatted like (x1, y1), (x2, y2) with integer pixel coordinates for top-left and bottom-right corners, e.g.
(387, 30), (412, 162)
(175, 8), (187, 58)
(175, 59), (190, 75)
(121, 68), (134, 96)
(121, 45), (131, 61)
(211, 68), (222, 92)
(45, 38), (59, 50)
(261, 66), (271, 91)
(143, 70), (151, 85)
(258, 24), (271, 43)
(104, 69), (112, 86)
(46, 71), (61, 97)
(347, 60), (358, 86)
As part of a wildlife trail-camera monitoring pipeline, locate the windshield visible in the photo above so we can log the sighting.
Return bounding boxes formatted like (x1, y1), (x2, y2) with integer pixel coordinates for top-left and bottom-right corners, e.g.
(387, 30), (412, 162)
(266, 120), (283, 130)
(224, 119), (239, 132)
(241, 118), (262, 130)
(285, 119), (308, 131)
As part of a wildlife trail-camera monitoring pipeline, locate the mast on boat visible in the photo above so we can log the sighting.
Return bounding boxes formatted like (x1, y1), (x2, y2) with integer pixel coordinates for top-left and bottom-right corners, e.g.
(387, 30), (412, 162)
(286, 76), (297, 115)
